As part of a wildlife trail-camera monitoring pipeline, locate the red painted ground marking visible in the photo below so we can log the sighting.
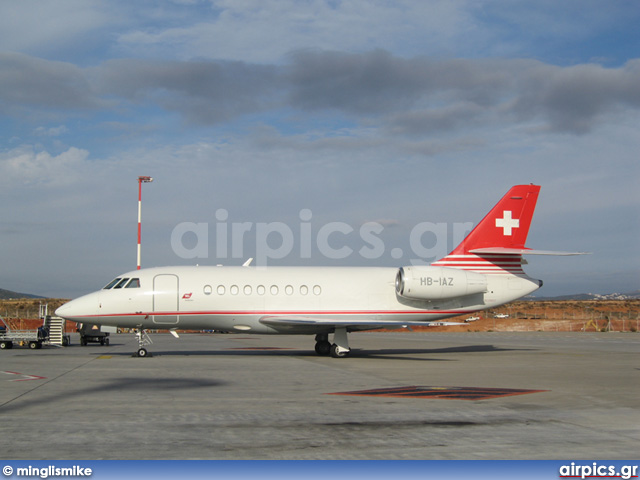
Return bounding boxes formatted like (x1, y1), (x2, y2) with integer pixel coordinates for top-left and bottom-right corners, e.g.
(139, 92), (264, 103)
(227, 347), (294, 350)
(2, 371), (47, 382)
(327, 386), (548, 401)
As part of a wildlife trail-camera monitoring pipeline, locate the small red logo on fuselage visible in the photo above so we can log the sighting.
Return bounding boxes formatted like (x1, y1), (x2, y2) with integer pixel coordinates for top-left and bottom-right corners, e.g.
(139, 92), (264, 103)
(182, 293), (193, 299)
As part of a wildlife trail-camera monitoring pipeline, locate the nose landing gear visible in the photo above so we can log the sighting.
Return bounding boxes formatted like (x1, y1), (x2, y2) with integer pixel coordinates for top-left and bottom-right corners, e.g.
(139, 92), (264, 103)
(133, 328), (153, 357)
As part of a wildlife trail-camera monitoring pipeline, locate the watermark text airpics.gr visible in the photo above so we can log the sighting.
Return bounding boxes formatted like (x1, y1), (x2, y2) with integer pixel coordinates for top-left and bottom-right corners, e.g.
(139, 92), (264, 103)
(559, 462), (638, 480)
(170, 208), (473, 266)
(3, 465), (92, 479)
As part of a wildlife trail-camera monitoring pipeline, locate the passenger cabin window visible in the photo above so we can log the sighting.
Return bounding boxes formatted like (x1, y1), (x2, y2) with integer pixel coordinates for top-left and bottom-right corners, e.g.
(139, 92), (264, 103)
(103, 278), (121, 289)
(207, 283), (323, 297)
(125, 278), (140, 288)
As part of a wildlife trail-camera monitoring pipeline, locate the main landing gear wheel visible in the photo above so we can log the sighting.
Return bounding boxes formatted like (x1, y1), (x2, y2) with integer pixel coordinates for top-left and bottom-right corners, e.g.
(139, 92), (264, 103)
(314, 333), (331, 356)
(136, 348), (148, 357)
(315, 340), (331, 356)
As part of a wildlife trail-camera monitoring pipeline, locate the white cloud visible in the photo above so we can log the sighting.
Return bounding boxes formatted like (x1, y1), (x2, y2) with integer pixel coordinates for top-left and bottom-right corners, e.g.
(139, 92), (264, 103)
(34, 125), (69, 137)
(0, 0), (111, 56)
(114, 0), (478, 63)
(0, 146), (89, 187)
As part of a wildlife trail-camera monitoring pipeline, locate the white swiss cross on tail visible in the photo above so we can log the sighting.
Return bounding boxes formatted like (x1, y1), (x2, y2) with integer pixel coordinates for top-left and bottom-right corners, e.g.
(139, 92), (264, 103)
(495, 210), (519, 236)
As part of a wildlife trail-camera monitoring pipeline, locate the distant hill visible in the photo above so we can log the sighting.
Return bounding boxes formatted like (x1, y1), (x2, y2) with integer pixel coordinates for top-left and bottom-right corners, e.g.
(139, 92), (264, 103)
(531, 290), (640, 301)
(0, 288), (45, 300)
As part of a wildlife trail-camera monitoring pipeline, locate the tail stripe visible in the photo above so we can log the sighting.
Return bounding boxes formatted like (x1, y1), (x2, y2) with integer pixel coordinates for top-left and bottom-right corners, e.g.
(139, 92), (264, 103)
(433, 254), (525, 275)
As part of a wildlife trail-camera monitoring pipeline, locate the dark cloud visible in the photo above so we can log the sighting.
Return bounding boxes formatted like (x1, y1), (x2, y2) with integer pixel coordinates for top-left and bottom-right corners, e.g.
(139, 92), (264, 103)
(3, 50), (640, 134)
(512, 59), (640, 133)
(0, 52), (100, 111)
(90, 58), (281, 124)
(287, 51), (640, 134)
(286, 49), (433, 114)
(286, 51), (517, 116)
(387, 103), (486, 135)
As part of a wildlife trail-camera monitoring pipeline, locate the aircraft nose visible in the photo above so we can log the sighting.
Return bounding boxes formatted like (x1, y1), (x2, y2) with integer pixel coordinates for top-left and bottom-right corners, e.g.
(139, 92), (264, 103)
(55, 292), (100, 320)
(55, 302), (74, 318)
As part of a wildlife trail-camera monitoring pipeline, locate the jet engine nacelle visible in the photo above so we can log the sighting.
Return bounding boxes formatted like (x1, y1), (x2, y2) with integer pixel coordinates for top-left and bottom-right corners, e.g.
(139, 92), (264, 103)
(395, 266), (488, 301)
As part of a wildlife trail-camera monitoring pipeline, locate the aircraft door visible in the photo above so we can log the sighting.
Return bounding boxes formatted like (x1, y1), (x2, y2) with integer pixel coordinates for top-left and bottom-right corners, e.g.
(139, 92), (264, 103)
(153, 274), (179, 324)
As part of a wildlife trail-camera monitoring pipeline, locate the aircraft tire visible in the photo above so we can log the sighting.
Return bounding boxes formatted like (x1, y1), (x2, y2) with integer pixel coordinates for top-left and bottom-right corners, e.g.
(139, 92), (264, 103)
(137, 348), (148, 357)
(315, 341), (331, 356)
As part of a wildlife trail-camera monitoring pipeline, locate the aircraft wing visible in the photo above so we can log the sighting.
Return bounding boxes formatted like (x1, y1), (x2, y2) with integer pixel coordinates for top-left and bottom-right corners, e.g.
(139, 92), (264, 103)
(259, 316), (467, 331)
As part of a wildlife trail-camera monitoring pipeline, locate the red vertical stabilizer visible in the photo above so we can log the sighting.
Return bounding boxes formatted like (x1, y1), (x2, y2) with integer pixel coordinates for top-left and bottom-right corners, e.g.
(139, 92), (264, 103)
(432, 185), (540, 274)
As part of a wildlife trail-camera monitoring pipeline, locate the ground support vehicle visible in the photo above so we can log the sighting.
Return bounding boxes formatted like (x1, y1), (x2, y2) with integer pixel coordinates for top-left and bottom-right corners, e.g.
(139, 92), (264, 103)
(77, 323), (111, 346)
(0, 316), (70, 350)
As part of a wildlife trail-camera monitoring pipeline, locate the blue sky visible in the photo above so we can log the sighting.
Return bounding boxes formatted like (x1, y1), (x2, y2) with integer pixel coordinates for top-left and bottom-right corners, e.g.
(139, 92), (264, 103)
(1, 0), (639, 298)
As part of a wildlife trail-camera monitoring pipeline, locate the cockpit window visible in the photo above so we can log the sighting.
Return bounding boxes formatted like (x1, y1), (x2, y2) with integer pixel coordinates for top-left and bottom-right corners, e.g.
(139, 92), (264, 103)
(125, 278), (140, 288)
(103, 278), (121, 289)
(113, 278), (130, 289)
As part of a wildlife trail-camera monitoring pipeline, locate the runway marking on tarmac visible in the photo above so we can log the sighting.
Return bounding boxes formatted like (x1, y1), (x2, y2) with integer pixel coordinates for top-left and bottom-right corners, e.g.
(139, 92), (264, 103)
(328, 386), (548, 401)
(2, 371), (47, 382)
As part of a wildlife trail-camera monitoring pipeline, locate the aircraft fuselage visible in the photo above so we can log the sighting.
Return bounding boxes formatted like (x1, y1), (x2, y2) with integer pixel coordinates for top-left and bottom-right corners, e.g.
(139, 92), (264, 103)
(56, 265), (541, 334)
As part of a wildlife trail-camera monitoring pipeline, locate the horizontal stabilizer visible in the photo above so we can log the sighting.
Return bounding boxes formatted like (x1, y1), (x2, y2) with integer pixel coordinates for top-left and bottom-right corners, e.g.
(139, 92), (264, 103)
(470, 247), (590, 256)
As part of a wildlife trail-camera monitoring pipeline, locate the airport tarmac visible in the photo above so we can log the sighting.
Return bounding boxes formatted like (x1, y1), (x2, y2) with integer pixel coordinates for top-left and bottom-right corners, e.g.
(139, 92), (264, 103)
(1, 331), (638, 460)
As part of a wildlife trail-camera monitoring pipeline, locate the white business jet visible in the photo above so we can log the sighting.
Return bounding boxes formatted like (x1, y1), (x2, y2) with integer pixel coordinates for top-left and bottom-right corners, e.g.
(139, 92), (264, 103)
(56, 185), (582, 358)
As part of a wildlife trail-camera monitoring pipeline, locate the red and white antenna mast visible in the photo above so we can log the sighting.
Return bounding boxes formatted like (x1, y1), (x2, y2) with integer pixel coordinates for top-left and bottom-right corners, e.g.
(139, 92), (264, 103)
(137, 176), (153, 270)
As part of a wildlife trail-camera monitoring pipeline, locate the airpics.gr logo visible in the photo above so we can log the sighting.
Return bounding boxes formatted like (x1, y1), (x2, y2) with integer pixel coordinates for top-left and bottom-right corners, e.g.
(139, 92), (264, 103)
(559, 462), (638, 480)
(170, 208), (475, 266)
